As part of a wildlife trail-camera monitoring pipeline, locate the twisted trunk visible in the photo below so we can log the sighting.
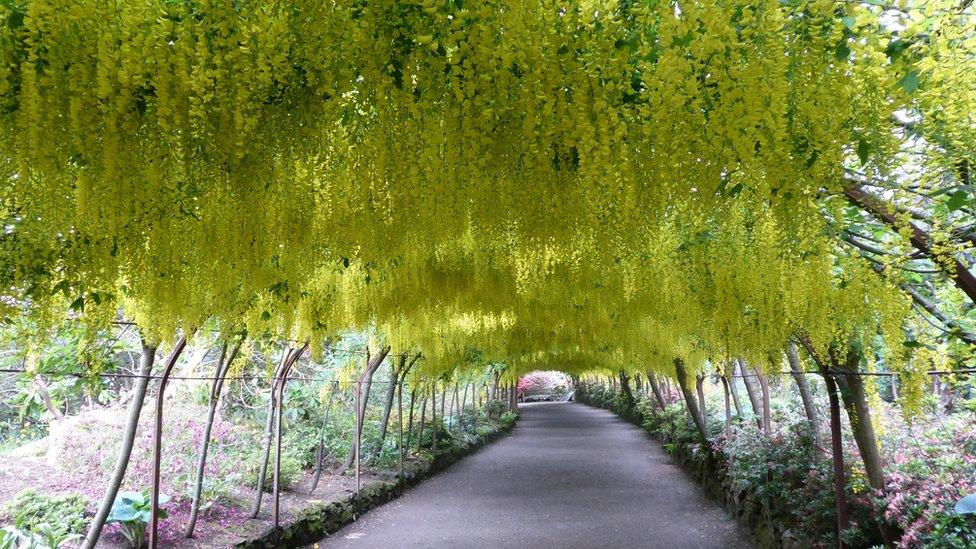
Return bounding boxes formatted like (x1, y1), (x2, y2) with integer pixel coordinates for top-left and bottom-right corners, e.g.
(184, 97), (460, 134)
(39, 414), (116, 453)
(646, 371), (667, 410)
(186, 336), (243, 537)
(341, 346), (391, 470)
(84, 342), (157, 548)
(674, 359), (707, 443)
(786, 343), (823, 450)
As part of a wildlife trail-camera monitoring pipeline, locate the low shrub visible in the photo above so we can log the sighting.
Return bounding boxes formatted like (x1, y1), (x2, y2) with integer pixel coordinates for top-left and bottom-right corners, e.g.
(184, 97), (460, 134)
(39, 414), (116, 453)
(883, 415), (976, 548)
(244, 450), (303, 492)
(2, 488), (89, 540)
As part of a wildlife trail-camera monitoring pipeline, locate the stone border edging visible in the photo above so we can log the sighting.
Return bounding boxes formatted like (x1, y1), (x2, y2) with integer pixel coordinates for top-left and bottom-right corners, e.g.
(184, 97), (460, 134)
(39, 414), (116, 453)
(575, 398), (787, 548)
(236, 417), (518, 548)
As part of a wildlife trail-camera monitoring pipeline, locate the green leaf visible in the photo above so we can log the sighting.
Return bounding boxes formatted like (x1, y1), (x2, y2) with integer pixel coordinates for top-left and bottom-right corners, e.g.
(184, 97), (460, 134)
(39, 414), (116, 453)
(955, 494), (976, 514)
(841, 16), (856, 30)
(69, 296), (85, 312)
(900, 71), (920, 94)
(947, 190), (968, 211)
(835, 41), (851, 61)
(857, 137), (870, 165)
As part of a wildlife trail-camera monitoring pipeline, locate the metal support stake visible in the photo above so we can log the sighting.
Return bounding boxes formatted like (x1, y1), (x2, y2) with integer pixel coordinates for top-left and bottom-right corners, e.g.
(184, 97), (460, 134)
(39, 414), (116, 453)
(397, 379), (405, 480)
(355, 378), (362, 496)
(825, 372), (850, 548)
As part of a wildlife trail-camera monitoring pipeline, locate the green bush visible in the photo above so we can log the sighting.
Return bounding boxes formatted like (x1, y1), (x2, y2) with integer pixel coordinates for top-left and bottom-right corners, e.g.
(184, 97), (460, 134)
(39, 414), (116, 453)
(484, 399), (507, 419)
(499, 410), (518, 426)
(2, 489), (88, 540)
(244, 450), (303, 492)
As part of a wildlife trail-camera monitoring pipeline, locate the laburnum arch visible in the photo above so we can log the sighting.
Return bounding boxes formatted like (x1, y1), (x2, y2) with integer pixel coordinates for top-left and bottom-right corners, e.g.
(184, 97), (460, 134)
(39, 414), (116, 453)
(0, 0), (973, 543)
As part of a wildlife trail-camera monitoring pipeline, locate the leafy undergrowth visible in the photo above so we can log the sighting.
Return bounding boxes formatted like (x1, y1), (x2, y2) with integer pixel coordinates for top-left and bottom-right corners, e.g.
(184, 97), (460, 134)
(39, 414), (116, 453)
(0, 397), (516, 548)
(580, 382), (976, 549)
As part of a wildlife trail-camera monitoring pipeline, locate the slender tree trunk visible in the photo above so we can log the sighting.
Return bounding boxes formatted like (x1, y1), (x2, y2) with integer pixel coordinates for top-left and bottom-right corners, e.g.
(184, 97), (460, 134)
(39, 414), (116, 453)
(374, 354), (405, 454)
(618, 370), (636, 414)
(490, 372), (500, 401)
(397, 377), (404, 479)
(431, 385), (438, 452)
(341, 347), (391, 470)
(84, 342), (156, 548)
(800, 335), (898, 545)
(695, 374), (708, 425)
(727, 372), (744, 417)
(786, 343), (823, 450)
(448, 383), (458, 430)
(720, 375), (733, 440)
(186, 337), (243, 537)
(416, 389), (427, 452)
(738, 359), (764, 430)
(406, 385), (418, 449)
(674, 359), (707, 443)
(250, 349), (291, 518)
(824, 372), (851, 541)
(756, 369), (771, 432)
(647, 371), (667, 410)
(309, 382), (340, 494)
(34, 377), (65, 421)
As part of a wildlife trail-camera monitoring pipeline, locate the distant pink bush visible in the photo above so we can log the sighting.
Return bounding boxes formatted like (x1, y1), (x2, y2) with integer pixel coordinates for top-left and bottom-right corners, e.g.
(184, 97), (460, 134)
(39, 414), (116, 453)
(517, 371), (570, 397)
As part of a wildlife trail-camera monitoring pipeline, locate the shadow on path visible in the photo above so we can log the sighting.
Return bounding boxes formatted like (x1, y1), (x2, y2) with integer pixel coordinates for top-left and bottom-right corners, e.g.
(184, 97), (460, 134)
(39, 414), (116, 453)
(318, 402), (749, 548)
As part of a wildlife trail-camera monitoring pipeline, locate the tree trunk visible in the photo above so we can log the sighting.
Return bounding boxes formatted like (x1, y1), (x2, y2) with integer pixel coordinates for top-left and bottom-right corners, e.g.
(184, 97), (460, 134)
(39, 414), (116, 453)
(83, 342), (156, 548)
(720, 375), (733, 439)
(340, 346), (391, 470)
(490, 371), (500, 401)
(186, 337), (243, 537)
(727, 372), (744, 417)
(431, 385), (438, 452)
(415, 389), (427, 452)
(618, 370), (636, 414)
(786, 343), (823, 450)
(250, 348), (292, 518)
(674, 359), (707, 443)
(647, 371), (667, 410)
(406, 385), (418, 449)
(738, 359), (764, 430)
(374, 354), (405, 454)
(448, 383), (458, 430)
(756, 369), (772, 432)
(34, 376), (65, 421)
(800, 335), (898, 545)
(695, 374), (708, 425)
(309, 381), (340, 494)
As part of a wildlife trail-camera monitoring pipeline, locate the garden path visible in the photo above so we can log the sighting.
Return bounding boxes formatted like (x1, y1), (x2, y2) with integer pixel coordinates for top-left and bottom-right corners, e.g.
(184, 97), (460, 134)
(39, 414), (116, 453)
(318, 402), (748, 548)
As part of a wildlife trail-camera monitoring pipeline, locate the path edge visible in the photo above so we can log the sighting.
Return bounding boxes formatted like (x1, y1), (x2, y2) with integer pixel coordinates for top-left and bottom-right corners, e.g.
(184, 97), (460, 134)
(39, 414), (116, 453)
(574, 398), (783, 548)
(235, 415), (519, 548)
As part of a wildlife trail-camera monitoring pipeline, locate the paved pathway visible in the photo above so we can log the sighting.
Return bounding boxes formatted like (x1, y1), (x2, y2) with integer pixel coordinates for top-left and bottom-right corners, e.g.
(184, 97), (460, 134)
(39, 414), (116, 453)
(319, 402), (748, 548)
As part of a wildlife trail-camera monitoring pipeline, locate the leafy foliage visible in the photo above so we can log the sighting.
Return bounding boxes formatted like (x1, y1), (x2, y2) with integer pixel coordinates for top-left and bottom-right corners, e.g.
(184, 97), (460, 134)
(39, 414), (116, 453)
(1, 489), (88, 542)
(106, 491), (169, 549)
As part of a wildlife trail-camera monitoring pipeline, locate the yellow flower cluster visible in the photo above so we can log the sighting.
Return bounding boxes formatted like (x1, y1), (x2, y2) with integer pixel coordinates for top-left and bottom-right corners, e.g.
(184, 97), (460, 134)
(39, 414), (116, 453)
(0, 0), (971, 397)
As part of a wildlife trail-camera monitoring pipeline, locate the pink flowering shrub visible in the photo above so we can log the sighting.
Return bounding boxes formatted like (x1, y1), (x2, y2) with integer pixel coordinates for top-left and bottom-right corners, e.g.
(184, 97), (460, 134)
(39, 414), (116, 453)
(57, 400), (250, 504)
(882, 415), (976, 548)
(517, 371), (570, 398)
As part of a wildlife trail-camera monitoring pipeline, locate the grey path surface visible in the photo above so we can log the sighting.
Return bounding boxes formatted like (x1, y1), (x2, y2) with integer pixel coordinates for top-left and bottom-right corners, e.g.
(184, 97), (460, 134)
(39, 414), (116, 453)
(318, 402), (749, 549)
